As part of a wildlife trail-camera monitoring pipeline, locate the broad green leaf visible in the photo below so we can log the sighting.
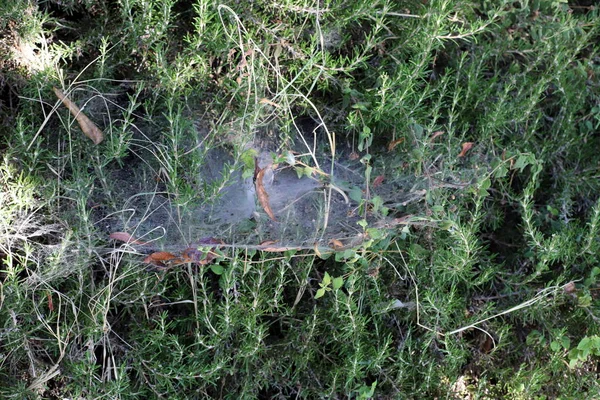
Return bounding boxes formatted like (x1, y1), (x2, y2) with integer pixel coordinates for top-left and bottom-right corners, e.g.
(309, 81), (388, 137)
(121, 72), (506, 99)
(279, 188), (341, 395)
(315, 288), (326, 299)
(210, 264), (224, 275)
(322, 271), (331, 286)
(371, 196), (383, 213)
(332, 276), (344, 290)
(494, 165), (508, 178)
(349, 187), (363, 202)
(514, 154), (534, 171)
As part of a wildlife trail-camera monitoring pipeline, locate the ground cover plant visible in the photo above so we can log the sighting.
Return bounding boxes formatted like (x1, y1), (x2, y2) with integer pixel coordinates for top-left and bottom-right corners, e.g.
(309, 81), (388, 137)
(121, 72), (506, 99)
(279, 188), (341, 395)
(1, 0), (600, 398)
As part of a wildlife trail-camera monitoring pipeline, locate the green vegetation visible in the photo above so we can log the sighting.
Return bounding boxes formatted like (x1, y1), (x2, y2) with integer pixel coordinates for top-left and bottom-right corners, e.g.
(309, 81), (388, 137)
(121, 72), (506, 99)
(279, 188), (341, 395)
(1, 0), (600, 398)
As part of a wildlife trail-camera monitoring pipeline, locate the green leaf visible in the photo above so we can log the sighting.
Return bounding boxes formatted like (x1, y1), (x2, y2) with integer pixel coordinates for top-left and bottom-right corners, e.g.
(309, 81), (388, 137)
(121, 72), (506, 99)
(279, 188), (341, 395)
(411, 122), (424, 138)
(439, 220), (455, 231)
(591, 336), (600, 355)
(241, 148), (257, 169)
(349, 186), (363, 202)
(550, 341), (560, 352)
(315, 287), (326, 299)
(569, 357), (579, 369)
(210, 264), (224, 275)
(322, 271), (332, 286)
(514, 154), (534, 172)
(366, 227), (384, 240)
(371, 196), (383, 213)
(480, 177), (491, 190)
(332, 276), (344, 290)
(494, 165), (508, 178)
(400, 225), (410, 240)
(577, 337), (592, 351)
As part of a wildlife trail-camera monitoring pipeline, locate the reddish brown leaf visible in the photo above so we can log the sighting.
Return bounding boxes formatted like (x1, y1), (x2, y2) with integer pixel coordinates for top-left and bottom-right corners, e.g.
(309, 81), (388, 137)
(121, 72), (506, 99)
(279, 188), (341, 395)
(372, 175), (385, 188)
(53, 87), (104, 145)
(349, 152), (360, 160)
(109, 232), (148, 246)
(458, 142), (474, 158)
(255, 167), (277, 221)
(47, 292), (54, 312)
(430, 130), (444, 141)
(387, 137), (405, 152)
(143, 252), (179, 268)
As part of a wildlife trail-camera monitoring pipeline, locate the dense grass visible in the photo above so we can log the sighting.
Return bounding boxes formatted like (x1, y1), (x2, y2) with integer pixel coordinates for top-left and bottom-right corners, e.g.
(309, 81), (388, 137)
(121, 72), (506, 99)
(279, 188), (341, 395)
(1, 0), (600, 398)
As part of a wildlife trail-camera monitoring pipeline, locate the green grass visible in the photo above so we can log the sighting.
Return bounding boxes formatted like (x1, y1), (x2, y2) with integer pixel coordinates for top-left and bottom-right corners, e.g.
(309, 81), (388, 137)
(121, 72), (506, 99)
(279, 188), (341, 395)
(1, 0), (600, 398)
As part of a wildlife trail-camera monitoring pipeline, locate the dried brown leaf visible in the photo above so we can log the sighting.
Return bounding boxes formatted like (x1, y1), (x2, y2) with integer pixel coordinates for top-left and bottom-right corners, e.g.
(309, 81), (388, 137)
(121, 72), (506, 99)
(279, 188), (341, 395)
(143, 252), (179, 268)
(387, 137), (405, 152)
(458, 142), (474, 158)
(430, 130), (444, 141)
(109, 232), (148, 245)
(259, 98), (281, 108)
(47, 293), (54, 312)
(255, 167), (277, 221)
(329, 239), (344, 250)
(53, 87), (103, 145)
(260, 246), (293, 252)
(372, 175), (385, 188)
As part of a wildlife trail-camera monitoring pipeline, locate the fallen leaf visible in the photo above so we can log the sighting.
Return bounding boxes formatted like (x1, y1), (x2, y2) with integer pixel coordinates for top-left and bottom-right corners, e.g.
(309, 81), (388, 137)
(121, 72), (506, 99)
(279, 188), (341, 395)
(260, 246), (289, 252)
(372, 175), (385, 188)
(349, 152), (360, 160)
(181, 248), (203, 264)
(458, 142), (474, 158)
(259, 98), (281, 108)
(387, 137), (405, 152)
(260, 240), (278, 246)
(53, 87), (103, 145)
(181, 247), (220, 265)
(255, 166), (277, 221)
(430, 130), (444, 141)
(47, 292), (54, 312)
(143, 252), (179, 268)
(329, 239), (344, 250)
(181, 237), (224, 265)
(391, 215), (414, 225)
(109, 232), (148, 246)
